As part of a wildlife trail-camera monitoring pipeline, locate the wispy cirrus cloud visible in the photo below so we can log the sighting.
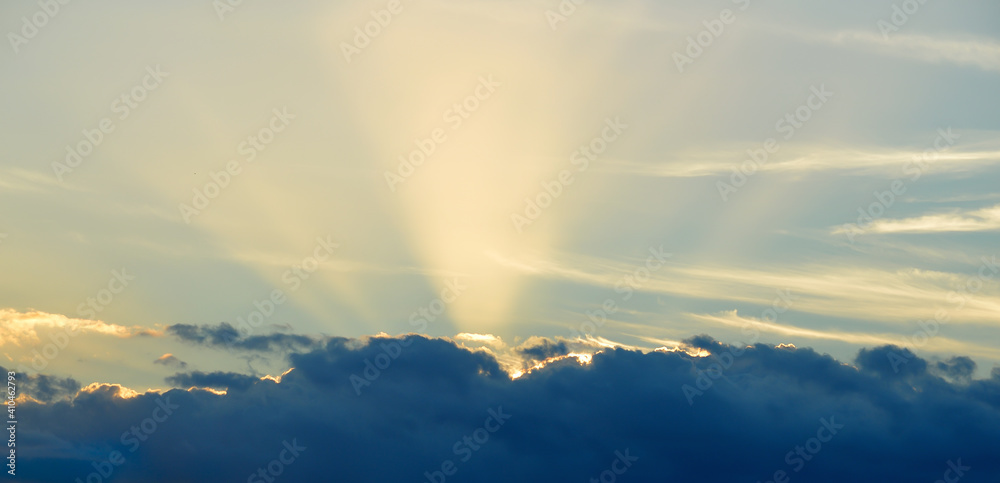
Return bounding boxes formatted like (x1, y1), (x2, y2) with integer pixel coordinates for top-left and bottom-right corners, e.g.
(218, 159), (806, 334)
(835, 203), (1000, 235)
(832, 31), (1000, 73)
(689, 309), (901, 346)
(687, 309), (1000, 360)
(600, 145), (1000, 178)
(0, 168), (88, 193)
(490, 252), (1000, 325)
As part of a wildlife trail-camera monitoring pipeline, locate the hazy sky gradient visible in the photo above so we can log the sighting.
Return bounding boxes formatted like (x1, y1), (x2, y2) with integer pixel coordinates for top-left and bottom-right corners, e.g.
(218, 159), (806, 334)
(2, 0), (999, 389)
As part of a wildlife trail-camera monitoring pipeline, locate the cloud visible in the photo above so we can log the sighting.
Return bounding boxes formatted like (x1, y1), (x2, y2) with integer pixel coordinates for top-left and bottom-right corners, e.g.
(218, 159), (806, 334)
(600, 145), (1000, 178)
(834, 31), (1000, 73)
(933, 356), (977, 383)
(0, 365), (79, 403)
(0, 309), (159, 347)
(837, 203), (1000, 234)
(166, 322), (319, 352)
(153, 354), (187, 369)
(13, 335), (1000, 481)
(453, 333), (505, 348)
(687, 309), (1000, 361)
(688, 309), (903, 346)
(165, 371), (259, 391)
(517, 339), (569, 361)
(0, 167), (88, 193)
(491, 251), (1000, 327)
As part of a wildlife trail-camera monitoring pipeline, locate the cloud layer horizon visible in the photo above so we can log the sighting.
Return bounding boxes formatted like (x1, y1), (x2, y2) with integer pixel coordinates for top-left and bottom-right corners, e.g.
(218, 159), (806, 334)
(8, 332), (999, 482)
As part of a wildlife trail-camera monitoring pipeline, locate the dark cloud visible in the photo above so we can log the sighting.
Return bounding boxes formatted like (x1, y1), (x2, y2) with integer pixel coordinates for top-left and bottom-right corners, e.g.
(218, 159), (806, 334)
(1, 365), (79, 403)
(517, 339), (569, 362)
(152, 354), (187, 369)
(856, 345), (928, 378)
(166, 322), (318, 352)
(934, 356), (977, 383)
(165, 371), (259, 391)
(12, 336), (1000, 482)
(167, 322), (238, 345)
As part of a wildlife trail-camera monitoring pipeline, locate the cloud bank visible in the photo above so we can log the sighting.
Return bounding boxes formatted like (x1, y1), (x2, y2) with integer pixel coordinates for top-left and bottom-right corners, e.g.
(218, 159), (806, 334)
(11, 334), (1000, 482)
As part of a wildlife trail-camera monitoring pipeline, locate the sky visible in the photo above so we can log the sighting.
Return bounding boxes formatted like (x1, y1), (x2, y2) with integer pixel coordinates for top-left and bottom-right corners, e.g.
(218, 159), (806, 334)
(1, 0), (1000, 481)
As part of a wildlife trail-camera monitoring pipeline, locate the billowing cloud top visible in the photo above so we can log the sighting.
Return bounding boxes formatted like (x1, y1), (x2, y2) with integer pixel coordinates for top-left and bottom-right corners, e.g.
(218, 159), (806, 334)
(12, 335), (1000, 482)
